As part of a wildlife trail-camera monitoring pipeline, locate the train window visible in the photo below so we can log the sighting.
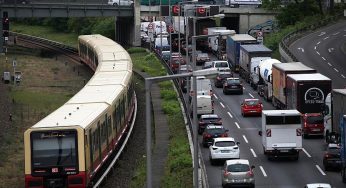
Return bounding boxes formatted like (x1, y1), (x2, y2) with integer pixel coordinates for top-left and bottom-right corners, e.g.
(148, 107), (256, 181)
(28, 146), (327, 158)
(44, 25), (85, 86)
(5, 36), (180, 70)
(101, 120), (106, 144)
(95, 56), (99, 67)
(31, 130), (77, 167)
(107, 116), (112, 137)
(112, 109), (117, 133)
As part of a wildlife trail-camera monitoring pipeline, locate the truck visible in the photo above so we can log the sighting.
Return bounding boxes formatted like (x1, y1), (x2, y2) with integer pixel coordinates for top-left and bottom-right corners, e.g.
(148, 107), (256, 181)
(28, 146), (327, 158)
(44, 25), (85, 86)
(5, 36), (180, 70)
(260, 110), (302, 160)
(2, 71), (10, 84)
(271, 62), (317, 110)
(226, 34), (257, 72)
(209, 29), (236, 59)
(254, 58), (281, 101)
(152, 21), (167, 37)
(239, 44), (272, 83)
(341, 115), (346, 183)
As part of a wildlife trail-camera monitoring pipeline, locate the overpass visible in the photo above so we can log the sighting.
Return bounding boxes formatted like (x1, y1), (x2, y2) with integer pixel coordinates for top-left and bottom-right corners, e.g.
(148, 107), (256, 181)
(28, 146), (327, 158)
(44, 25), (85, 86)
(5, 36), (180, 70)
(0, 1), (277, 50)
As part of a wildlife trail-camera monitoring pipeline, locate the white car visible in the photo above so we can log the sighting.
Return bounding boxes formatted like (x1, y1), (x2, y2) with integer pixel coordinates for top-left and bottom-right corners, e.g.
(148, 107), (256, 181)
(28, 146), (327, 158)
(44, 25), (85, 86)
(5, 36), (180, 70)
(108, 0), (134, 6)
(222, 159), (255, 188)
(209, 137), (240, 165)
(212, 60), (231, 73)
(304, 183), (332, 188)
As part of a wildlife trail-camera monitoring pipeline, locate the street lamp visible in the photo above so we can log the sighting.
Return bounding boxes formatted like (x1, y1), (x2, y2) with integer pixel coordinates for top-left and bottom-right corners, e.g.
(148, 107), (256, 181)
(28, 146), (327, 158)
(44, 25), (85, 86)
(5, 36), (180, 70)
(146, 68), (218, 188)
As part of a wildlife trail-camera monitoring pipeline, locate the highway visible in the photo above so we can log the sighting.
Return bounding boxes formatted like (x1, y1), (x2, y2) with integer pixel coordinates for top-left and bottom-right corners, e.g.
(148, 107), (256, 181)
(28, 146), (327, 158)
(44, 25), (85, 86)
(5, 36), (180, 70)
(191, 21), (346, 187)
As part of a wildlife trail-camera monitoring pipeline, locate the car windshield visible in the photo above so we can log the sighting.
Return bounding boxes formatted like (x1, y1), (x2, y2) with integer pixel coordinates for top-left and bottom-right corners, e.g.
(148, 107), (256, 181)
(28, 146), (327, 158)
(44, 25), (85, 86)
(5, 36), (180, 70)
(31, 130), (77, 167)
(327, 147), (340, 155)
(206, 128), (225, 134)
(307, 115), (323, 124)
(215, 62), (228, 68)
(215, 141), (235, 147)
(202, 117), (218, 122)
(227, 164), (250, 172)
(245, 100), (259, 106)
(219, 73), (232, 78)
(198, 54), (208, 58)
(227, 79), (240, 84)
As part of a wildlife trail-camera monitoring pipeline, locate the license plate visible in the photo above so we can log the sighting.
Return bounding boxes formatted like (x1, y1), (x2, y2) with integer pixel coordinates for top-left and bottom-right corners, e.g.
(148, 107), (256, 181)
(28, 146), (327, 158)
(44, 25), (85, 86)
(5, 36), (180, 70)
(231, 86), (237, 88)
(234, 179), (244, 183)
(281, 150), (289, 152)
(221, 150), (230, 153)
(312, 128), (320, 131)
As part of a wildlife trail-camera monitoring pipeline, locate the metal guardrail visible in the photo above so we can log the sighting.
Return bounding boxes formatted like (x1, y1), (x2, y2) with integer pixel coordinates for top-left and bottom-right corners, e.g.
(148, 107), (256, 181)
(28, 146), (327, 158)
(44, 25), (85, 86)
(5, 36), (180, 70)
(279, 13), (344, 62)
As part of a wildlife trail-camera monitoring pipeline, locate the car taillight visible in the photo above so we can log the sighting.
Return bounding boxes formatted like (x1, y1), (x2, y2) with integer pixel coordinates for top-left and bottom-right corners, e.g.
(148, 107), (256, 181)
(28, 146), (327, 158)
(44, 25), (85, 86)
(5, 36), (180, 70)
(304, 122), (307, 128)
(247, 170), (254, 177)
(199, 121), (204, 125)
(217, 76), (221, 80)
(205, 134), (212, 138)
(224, 170), (230, 176)
(324, 153), (330, 158)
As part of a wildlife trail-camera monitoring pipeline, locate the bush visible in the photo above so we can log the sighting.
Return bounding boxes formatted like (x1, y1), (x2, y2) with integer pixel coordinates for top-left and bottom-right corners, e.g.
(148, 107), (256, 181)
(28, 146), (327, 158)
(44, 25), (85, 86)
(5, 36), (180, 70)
(162, 100), (180, 114)
(128, 47), (147, 54)
(160, 90), (177, 100)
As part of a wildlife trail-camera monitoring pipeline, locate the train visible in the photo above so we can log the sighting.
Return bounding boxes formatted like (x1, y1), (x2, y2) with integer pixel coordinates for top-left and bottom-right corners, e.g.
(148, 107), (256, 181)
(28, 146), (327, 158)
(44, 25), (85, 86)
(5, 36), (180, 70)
(24, 34), (137, 188)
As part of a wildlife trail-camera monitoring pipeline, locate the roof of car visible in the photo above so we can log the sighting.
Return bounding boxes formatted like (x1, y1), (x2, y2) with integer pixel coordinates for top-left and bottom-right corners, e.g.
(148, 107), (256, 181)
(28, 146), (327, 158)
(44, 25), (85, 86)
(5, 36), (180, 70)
(225, 159), (249, 166)
(206, 125), (224, 129)
(244, 98), (259, 101)
(305, 183), (331, 188)
(226, 77), (239, 80)
(201, 114), (219, 119)
(214, 137), (235, 142)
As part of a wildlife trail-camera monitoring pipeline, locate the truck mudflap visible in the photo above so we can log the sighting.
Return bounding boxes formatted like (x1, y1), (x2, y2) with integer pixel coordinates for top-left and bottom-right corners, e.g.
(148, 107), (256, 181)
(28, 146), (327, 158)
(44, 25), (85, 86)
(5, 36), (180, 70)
(264, 148), (300, 160)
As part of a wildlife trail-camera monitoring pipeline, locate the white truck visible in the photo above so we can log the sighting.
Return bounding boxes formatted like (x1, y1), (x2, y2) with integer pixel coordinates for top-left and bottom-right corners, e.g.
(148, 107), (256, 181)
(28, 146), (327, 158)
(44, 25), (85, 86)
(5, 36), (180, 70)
(255, 58), (281, 101)
(193, 95), (214, 116)
(207, 27), (226, 50)
(249, 57), (271, 88)
(209, 29), (236, 59)
(3, 71), (10, 84)
(260, 110), (302, 160)
(152, 21), (167, 37)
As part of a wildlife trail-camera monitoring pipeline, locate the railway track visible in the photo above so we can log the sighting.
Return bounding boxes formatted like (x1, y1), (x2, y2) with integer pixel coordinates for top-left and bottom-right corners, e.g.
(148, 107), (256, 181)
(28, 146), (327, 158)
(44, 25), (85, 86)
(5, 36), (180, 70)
(11, 32), (142, 188)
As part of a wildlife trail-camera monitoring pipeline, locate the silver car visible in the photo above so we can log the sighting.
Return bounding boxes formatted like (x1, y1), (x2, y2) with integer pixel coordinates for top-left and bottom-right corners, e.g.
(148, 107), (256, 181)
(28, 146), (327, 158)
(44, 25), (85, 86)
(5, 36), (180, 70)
(222, 159), (255, 188)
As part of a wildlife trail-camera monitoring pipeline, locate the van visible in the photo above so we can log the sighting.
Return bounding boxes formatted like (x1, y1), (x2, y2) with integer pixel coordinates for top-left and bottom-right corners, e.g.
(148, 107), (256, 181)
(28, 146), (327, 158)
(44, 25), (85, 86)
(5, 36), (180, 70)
(191, 95), (214, 116)
(190, 76), (213, 101)
(2, 71), (10, 84)
(302, 113), (324, 138)
(154, 37), (169, 49)
(108, 0), (134, 6)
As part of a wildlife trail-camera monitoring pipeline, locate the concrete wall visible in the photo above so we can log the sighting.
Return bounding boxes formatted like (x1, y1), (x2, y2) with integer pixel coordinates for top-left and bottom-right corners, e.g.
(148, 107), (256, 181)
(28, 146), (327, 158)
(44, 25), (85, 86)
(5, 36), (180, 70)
(239, 14), (276, 34)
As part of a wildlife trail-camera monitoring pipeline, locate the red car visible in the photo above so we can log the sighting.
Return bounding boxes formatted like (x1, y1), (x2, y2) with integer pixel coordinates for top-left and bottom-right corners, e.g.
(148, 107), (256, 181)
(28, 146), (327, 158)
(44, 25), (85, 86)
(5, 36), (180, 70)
(302, 113), (324, 138)
(241, 99), (263, 117)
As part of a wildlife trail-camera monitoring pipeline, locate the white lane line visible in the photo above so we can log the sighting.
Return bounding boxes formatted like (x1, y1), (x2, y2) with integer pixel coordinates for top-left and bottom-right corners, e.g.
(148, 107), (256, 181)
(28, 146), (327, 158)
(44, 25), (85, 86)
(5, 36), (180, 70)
(344, 35), (346, 37)
(314, 46), (317, 50)
(323, 36), (329, 40)
(316, 165), (326, 176)
(328, 62), (332, 66)
(333, 32), (340, 35)
(302, 148), (311, 158)
(213, 94), (218, 100)
(316, 51), (320, 55)
(235, 122), (240, 129)
(242, 135), (248, 143)
(322, 57), (326, 61)
(259, 166), (268, 177)
(250, 148), (257, 158)
(342, 74), (346, 79)
(334, 68), (339, 73)
(220, 102), (225, 108)
(227, 112), (233, 118)
(248, 93), (254, 98)
(317, 41), (321, 45)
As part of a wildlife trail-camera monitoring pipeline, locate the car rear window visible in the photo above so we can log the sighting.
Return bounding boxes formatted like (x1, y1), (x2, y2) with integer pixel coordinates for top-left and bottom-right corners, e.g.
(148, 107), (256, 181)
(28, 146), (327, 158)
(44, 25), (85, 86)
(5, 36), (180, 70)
(215, 62), (228, 68)
(206, 128), (225, 134)
(219, 73), (232, 78)
(202, 117), (218, 121)
(306, 115), (323, 124)
(215, 141), (235, 147)
(227, 79), (240, 84)
(245, 100), (259, 105)
(227, 164), (250, 172)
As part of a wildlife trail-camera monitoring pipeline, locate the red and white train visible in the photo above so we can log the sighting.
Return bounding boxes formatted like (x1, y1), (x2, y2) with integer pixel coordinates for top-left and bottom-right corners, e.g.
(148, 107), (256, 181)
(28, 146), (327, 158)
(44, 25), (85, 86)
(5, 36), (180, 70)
(24, 34), (136, 188)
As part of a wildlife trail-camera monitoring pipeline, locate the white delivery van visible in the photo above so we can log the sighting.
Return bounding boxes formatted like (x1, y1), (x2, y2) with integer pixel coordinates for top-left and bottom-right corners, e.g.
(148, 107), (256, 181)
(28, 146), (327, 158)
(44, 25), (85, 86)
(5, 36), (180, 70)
(154, 37), (169, 48)
(191, 95), (214, 116)
(152, 21), (167, 36)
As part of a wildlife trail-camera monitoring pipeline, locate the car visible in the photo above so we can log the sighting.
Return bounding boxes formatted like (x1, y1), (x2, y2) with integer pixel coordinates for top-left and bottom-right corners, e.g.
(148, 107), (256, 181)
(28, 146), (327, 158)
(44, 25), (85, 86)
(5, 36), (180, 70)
(214, 72), (233, 88)
(223, 77), (243, 95)
(169, 59), (182, 73)
(212, 60), (231, 73)
(222, 159), (255, 188)
(196, 53), (210, 66)
(304, 183), (332, 188)
(198, 114), (222, 133)
(302, 113), (324, 138)
(178, 65), (192, 93)
(323, 143), (342, 171)
(209, 137), (240, 165)
(202, 125), (228, 147)
(161, 51), (171, 62)
(241, 98), (263, 117)
(108, 0), (134, 6)
(203, 61), (214, 69)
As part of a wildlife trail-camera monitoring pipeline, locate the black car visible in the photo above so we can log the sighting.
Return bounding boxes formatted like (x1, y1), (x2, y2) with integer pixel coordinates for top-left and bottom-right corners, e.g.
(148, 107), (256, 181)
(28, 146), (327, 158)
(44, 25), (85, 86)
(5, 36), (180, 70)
(198, 114), (222, 134)
(223, 77), (243, 95)
(202, 125), (228, 147)
(323, 144), (342, 171)
(214, 72), (233, 88)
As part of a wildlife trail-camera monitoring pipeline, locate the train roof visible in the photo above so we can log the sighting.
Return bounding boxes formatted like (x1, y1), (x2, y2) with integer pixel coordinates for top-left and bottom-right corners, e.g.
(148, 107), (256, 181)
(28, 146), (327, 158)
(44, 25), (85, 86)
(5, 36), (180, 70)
(229, 34), (256, 41)
(240, 44), (272, 52)
(31, 103), (108, 129)
(287, 73), (331, 81)
(272, 62), (315, 72)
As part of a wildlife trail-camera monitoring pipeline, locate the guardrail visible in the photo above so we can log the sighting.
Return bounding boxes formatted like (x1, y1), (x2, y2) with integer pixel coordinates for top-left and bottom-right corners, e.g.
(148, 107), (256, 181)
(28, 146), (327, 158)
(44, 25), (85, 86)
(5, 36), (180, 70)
(279, 13), (344, 62)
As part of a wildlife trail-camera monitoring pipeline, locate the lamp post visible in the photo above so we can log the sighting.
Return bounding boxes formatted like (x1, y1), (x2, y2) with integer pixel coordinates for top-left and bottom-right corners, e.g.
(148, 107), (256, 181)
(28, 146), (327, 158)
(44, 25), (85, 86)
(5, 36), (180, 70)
(146, 68), (218, 188)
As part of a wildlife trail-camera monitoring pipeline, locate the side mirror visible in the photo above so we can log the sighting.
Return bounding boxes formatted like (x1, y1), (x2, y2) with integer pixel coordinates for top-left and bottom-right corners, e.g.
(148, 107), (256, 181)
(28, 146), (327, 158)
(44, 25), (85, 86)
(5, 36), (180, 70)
(236, 142), (240, 145)
(251, 165), (255, 169)
(225, 129), (229, 132)
(258, 131), (262, 136)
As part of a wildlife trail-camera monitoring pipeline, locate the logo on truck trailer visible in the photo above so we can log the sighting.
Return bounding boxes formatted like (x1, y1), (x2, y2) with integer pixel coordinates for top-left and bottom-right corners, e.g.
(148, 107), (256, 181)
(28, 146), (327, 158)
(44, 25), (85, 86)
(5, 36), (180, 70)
(304, 87), (324, 104)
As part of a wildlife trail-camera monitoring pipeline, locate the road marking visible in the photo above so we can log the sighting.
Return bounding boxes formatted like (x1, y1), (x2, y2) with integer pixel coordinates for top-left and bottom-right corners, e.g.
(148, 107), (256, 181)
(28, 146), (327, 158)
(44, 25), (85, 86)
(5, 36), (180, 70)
(317, 41), (321, 45)
(227, 112), (233, 118)
(342, 74), (345, 79)
(242, 135), (248, 143)
(259, 166), (267, 177)
(297, 47), (304, 52)
(250, 148), (257, 158)
(248, 93), (254, 98)
(316, 165), (326, 176)
(316, 51), (320, 55)
(334, 68), (339, 72)
(318, 32), (326, 36)
(302, 148), (311, 158)
(328, 62), (332, 66)
(220, 102), (225, 108)
(322, 57), (326, 61)
(314, 46), (317, 50)
(328, 48), (334, 53)
(323, 36), (329, 40)
(344, 35), (346, 37)
(235, 122), (240, 129)
(213, 94), (218, 99)
(332, 32), (340, 35)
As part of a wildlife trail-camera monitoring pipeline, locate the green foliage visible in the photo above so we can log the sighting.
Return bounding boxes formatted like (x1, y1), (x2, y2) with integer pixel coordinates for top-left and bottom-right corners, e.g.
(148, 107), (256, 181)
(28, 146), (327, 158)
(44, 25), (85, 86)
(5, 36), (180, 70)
(262, 0), (282, 10)
(161, 90), (177, 100)
(91, 18), (115, 39)
(127, 47), (147, 54)
(159, 81), (173, 90)
(162, 100), (180, 114)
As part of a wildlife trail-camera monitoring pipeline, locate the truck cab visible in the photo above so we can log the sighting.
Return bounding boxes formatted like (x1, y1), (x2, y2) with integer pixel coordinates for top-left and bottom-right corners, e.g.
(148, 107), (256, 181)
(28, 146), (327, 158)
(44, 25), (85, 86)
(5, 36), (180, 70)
(302, 113), (324, 138)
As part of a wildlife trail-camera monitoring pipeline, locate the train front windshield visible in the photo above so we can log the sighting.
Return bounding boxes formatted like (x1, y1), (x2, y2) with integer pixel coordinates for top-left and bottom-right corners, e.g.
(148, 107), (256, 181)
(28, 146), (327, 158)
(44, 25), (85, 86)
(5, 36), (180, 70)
(31, 130), (77, 167)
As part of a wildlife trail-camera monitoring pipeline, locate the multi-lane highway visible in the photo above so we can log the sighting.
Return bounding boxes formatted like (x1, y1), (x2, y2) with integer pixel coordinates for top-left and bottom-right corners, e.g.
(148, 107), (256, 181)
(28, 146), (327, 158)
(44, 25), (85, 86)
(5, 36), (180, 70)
(194, 20), (346, 187)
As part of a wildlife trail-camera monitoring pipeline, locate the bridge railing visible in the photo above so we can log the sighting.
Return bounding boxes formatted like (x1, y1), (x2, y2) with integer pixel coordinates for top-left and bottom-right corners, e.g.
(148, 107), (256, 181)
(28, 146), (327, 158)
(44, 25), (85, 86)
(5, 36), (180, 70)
(279, 13), (344, 62)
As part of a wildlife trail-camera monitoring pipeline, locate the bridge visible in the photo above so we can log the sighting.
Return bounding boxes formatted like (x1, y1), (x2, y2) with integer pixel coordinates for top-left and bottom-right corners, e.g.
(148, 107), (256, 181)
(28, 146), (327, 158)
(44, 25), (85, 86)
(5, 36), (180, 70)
(0, 1), (277, 49)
